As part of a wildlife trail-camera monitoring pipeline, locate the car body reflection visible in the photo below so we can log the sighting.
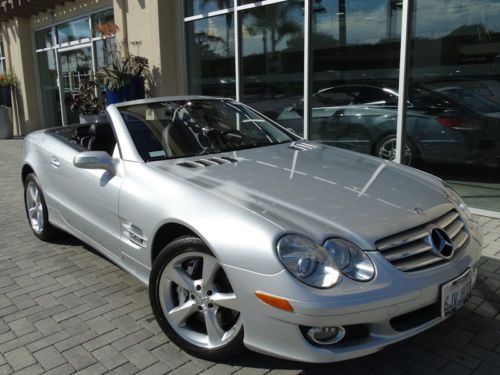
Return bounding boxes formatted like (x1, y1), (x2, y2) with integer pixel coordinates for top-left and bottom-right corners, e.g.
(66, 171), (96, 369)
(277, 83), (500, 167)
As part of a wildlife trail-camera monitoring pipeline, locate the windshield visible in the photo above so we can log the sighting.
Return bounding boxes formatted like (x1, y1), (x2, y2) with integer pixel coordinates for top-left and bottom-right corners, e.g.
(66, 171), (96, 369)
(118, 99), (295, 161)
(437, 88), (500, 114)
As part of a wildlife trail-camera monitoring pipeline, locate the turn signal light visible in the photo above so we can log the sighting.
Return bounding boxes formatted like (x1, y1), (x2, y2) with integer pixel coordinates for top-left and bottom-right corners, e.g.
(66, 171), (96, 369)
(255, 291), (294, 312)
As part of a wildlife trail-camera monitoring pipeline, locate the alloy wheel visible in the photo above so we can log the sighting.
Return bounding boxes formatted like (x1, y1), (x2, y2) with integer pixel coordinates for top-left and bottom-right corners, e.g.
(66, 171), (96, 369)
(25, 181), (44, 234)
(158, 251), (241, 349)
(377, 137), (412, 165)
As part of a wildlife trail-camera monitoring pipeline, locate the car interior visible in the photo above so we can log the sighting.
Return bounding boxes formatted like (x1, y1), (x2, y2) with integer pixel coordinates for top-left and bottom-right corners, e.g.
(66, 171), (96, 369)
(50, 122), (117, 156)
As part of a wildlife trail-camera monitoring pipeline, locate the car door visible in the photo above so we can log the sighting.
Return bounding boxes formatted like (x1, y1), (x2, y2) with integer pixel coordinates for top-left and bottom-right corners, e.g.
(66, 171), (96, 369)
(43, 130), (123, 256)
(329, 86), (398, 154)
(310, 87), (353, 142)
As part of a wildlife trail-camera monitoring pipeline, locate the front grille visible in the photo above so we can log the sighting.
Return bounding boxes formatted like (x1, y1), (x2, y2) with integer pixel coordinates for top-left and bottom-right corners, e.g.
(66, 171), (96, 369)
(376, 209), (469, 272)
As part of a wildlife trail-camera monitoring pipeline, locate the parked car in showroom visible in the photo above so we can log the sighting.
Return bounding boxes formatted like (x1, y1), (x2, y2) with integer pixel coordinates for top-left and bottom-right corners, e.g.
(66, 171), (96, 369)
(277, 84), (500, 167)
(22, 96), (482, 363)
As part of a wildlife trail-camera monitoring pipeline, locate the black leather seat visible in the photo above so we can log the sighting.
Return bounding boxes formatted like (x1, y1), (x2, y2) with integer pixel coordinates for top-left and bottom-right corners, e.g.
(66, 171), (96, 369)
(88, 123), (116, 155)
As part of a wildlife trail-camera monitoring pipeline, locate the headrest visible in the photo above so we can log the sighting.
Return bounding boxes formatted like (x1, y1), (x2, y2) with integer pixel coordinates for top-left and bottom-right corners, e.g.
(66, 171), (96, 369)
(89, 123), (114, 139)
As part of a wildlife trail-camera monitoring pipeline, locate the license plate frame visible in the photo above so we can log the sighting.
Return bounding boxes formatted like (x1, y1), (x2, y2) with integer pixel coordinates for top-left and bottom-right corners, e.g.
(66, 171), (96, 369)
(441, 269), (472, 319)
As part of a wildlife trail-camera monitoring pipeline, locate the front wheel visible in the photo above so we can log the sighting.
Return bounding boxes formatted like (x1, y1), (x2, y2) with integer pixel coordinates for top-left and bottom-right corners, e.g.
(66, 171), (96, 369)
(149, 236), (245, 361)
(375, 134), (418, 166)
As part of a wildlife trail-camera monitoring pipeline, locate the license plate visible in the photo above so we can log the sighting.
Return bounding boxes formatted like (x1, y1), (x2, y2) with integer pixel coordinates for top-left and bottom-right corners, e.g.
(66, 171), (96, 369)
(441, 269), (472, 318)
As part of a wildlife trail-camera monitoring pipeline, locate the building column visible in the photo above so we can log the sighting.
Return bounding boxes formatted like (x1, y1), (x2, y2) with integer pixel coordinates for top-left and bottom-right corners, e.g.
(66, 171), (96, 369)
(113, 0), (186, 97)
(2, 18), (40, 136)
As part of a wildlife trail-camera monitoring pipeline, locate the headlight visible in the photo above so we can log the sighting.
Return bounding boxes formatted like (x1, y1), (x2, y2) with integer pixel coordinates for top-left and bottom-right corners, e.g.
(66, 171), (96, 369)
(277, 235), (340, 288)
(324, 239), (375, 282)
(277, 235), (375, 288)
(444, 184), (473, 222)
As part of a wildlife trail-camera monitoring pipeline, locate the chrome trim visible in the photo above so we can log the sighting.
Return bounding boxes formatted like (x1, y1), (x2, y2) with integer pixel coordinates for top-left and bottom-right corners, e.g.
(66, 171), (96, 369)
(376, 209), (469, 272)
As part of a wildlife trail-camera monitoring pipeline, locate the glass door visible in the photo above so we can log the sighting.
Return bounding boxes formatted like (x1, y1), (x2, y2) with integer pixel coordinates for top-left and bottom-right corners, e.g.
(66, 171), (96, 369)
(58, 46), (93, 124)
(37, 50), (62, 127)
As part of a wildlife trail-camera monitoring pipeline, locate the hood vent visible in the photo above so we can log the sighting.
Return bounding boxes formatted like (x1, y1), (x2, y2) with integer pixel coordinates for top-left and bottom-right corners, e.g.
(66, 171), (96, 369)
(178, 156), (240, 169)
(289, 142), (318, 151)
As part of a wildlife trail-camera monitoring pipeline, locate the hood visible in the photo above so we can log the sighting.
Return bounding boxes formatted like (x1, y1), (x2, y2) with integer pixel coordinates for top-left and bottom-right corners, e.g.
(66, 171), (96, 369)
(150, 142), (451, 248)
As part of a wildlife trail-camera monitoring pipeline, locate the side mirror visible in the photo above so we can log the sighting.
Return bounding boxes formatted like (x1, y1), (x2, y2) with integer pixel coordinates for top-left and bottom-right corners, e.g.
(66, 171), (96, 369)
(73, 151), (115, 174)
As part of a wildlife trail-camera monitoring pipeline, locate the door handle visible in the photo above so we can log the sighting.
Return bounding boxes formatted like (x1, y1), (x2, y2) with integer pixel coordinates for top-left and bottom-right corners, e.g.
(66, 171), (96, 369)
(50, 156), (60, 168)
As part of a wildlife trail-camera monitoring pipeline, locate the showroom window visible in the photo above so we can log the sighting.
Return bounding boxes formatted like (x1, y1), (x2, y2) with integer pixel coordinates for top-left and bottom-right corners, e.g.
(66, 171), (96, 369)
(34, 8), (115, 127)
(404, 0), (500, 212)
(185, 13), (236, 98)
(184, 0), (500, 214)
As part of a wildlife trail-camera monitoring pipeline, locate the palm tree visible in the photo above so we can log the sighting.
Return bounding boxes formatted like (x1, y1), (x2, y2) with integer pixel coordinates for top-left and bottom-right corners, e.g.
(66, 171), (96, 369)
(244, 2), (303, 57)
(200, 0), (234, 56)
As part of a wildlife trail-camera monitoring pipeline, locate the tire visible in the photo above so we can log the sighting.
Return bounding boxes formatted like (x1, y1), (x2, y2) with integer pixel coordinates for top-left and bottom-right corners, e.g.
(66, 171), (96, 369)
(149, 236), (245, 361)
(374, 134), (420, 167)
(23, 173), (58, 241)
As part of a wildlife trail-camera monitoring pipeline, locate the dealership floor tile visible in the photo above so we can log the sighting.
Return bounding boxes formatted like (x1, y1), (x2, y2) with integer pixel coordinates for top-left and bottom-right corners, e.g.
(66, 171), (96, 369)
(1, 139), (500, 374)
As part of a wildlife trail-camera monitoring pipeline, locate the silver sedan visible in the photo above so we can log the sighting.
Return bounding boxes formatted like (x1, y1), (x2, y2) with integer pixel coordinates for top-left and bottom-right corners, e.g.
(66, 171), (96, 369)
(22, 97), (482, 363)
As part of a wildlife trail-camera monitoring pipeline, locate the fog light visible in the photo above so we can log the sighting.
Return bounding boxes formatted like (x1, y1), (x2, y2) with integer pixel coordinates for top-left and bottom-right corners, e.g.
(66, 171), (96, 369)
(307, 326), (345, 345)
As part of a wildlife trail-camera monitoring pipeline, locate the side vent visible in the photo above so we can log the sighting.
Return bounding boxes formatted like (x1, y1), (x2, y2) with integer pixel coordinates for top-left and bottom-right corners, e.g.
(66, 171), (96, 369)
(178, 156), (241, 169)
(289, 142), (318, 151)
(123, 222), (147, 248)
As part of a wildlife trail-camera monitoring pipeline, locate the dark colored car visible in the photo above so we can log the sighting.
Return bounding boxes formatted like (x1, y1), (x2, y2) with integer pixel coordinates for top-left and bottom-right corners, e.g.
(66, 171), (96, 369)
(277, 84), (500, 167)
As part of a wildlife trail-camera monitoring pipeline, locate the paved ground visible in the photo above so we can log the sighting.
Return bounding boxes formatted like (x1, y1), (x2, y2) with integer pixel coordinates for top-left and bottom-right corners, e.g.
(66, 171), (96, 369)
(1, 139), (500, 375)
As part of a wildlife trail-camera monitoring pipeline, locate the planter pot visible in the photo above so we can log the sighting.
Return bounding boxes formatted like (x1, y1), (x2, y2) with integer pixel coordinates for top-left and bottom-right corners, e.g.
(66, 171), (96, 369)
(0, 86), (12, 107)
(106, 89), (123, 105)
(79, 114), (108, 124)
(0, 106), (13, 139)
(128, 77), (145, 101)
(105, 78), (145, 105)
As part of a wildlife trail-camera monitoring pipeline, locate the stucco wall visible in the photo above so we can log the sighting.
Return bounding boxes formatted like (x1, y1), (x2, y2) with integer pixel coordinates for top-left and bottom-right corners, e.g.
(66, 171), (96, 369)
(113, 0), (186, 96)
(2, 19), (40, 135)
(1, 0), (186, 134)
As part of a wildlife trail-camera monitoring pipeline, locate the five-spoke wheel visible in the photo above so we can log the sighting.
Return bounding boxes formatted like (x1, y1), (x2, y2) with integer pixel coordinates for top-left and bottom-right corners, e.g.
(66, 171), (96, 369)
(149, 236), (244, 360)
(23, 173), (57, 241)
(375, 135), (415, 166)
(25, 180), (44, 234)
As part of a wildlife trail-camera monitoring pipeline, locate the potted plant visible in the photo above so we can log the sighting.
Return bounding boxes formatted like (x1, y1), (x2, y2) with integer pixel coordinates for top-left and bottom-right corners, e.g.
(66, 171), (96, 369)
(96, 23), (150, 104)
(0, 71), (16, 139)
(0, 71), (17, 107)
(65, 79), (106, 124)
(125, 54), (149, 100)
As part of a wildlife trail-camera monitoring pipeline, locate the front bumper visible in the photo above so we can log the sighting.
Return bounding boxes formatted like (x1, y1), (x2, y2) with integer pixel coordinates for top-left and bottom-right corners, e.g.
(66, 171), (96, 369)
(223, 223), (482, 363)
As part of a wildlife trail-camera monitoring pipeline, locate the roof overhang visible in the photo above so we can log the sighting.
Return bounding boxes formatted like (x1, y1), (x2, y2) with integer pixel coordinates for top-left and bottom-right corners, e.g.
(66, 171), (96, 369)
(0, 0), (71, 22)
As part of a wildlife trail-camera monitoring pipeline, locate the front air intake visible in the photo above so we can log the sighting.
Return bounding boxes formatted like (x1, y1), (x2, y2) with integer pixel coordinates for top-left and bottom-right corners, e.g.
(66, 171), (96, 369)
(289, 142), (318, 151)
(178, 156), (241, 169)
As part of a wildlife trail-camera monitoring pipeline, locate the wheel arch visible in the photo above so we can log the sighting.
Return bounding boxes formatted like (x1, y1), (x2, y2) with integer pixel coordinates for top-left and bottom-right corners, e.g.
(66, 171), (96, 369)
(372, 131), (422, 159)
(151, 222), (200, 264)
(21, 163), (35, 185)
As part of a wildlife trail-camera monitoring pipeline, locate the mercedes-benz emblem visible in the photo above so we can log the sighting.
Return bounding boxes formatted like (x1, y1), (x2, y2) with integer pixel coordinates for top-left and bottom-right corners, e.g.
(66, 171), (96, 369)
(429, 227), (454, 259)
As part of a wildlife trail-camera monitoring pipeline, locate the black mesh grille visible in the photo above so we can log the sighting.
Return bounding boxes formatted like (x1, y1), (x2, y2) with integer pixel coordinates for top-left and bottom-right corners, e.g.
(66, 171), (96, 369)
(177, 156), (240, 168)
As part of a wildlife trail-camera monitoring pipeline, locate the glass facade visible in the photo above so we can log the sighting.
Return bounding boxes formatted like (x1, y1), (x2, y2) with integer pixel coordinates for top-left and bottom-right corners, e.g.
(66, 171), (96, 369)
(241, 0), (304, 130)
(37, 51), (61, 127)
(184, 0), (500, 212)
(186, 14), (235, 97)
(406, 0), (500, 211)
(34, 8), (115, 127)
(57, 17), (92, 44)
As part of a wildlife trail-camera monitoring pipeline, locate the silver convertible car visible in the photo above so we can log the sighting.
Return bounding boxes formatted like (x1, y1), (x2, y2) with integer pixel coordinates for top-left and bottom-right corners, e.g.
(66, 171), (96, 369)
(22, 97), (482, 363)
